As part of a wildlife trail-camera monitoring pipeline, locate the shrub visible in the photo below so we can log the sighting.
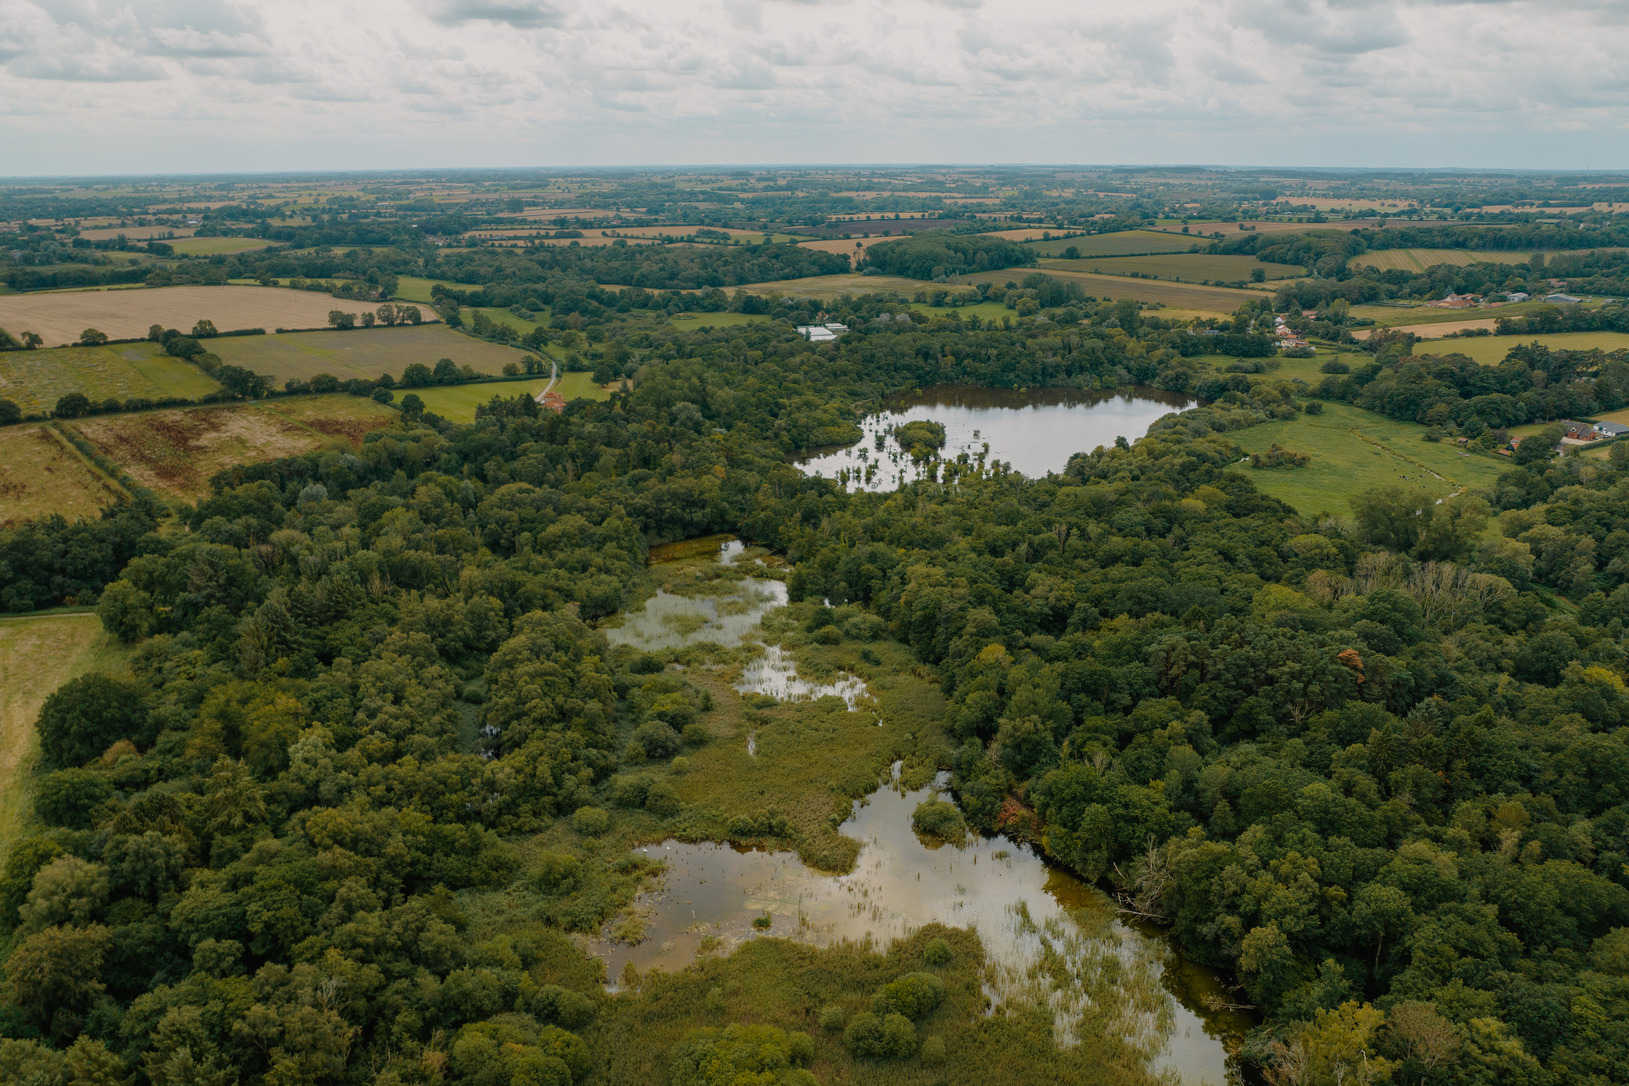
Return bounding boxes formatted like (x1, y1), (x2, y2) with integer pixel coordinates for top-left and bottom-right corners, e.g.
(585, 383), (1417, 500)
(921, 1035), (947, 1066)
(911, 800), (966, 841)
(1319, 358), (1351, 374)
(812, 626), (842, 645)
(1304, 400), (1324, 414)
(682, 723), (712, 747)
(841, 613), (889, 641)
(536, 851), (581, 895)
(633, 720), (682, 760)
(871, 972), (945, 1020)
(844, 1011), (918, 1059)
(644, 782), (681, 818)
(610, 775), (652, 808)
(819, 1004), (845, 1031)
(572, 807), (610, 836)
(670, 1024), (815, 1086)
(923, 937), (953, 966)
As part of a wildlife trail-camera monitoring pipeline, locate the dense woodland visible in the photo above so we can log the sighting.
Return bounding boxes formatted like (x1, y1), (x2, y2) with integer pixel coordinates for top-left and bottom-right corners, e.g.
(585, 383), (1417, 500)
(1, 303), (1629, 1085)
(7, 168), (1629, 1086)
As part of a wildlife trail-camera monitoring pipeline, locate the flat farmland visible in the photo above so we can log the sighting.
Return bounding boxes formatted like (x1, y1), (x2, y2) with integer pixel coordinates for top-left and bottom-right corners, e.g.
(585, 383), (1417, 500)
(1026, 230), (1198, 257)
(165, 237), (278, 256)
(1348, 249), (1537, 273)
(1228, 401), (1506, 517)
(667, 312), (778, 329)
(1429, 331), (1629, 363)
(78, 225), (196, 241)
(0, 425), (127, 527)
(735, 274), (939, 299)
(0, 285), (420, 346)
(1039, 253), (1305, 282)
(0, 341), (221, 414)
(413, 373), (611, 422)
(0, 614), (130, 861)
(795, 237), (872, 260)
(958, 268), (1261, 314)
(210, 325), (528, 385)
(1351, 298), (1565, 329)
(70, 396), (398, 502)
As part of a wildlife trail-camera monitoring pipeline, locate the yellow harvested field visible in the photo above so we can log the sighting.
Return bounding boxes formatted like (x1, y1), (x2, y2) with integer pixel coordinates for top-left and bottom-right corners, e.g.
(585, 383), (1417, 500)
(1348, 249), (1538, 273)
(0, 285), (433, 346)
(1274, 197), (1418, 212)
(70, 396), (398, 502)
(1352, 318), (1500, 340)
(795, 237), (872, 261)
(0, 425), (127, 528)
(0, 614), (129, 861)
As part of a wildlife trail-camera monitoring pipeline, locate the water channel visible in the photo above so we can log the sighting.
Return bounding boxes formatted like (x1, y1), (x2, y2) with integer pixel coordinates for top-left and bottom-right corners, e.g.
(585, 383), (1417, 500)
(798, 384), (1199, 491)
(594, 537), (1249, 1085)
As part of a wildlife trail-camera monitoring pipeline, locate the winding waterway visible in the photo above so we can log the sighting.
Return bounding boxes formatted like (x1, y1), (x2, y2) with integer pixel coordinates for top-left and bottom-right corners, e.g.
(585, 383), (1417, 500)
(798, 384), (1198, 491)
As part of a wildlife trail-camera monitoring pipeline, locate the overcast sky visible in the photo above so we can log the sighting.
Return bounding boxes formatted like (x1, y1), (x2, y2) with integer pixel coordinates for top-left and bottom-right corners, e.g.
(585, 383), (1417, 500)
(2, 0), (1626, 176)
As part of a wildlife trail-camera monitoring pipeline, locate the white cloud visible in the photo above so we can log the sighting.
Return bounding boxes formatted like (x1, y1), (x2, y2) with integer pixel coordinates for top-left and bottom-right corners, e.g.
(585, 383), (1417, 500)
(0, 0), (1623, 173)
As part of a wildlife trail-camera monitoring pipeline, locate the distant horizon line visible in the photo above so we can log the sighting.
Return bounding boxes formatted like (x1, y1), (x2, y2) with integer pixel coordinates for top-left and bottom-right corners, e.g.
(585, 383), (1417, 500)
(5, 163), (1629, 184)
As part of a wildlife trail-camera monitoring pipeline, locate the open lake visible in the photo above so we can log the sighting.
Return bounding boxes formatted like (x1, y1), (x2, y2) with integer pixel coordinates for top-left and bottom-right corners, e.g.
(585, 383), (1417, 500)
(798, 384), (1198, 490)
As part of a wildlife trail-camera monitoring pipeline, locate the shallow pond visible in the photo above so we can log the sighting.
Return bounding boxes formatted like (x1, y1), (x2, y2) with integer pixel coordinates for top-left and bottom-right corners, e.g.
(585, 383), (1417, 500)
(593, 770), (1248, 1085)
(798, 384), (1198, 490)
(595, 536), (1248, 1084)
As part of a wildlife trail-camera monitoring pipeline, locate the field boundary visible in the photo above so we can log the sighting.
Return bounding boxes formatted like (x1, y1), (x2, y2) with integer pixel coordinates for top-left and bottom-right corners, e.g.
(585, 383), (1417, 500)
(43, 423), (135, 505)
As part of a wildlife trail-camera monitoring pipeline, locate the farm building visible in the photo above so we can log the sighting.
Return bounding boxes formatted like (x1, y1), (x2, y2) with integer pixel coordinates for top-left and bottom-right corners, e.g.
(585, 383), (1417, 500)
(1507, 291), (1530, 302)
(1545, 293), (1582, 304)
(796, 323), (849, 341)
(1595, 421), (1629, 438)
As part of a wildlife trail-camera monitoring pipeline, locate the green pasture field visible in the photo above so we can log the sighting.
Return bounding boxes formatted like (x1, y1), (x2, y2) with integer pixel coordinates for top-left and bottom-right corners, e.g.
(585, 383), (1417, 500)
(166, 237), (278, 256)
(0, 341), (222, 415)
(393, 276), (486, 304)
(1025, 230), (1200, 257)
(1039, 253), (1305, 282)
(1227, 401), (1507, 517)
(209, 324), (529, 385)
(959, 268), (1260, 314)
(411, 373), (611, 421)
(0, 613), (130, 863)
(1416, 331), (1629, 363)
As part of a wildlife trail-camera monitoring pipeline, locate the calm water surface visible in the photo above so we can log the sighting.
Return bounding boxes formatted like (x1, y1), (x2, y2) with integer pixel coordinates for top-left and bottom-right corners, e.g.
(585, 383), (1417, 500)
(799, 384), (1197, 490)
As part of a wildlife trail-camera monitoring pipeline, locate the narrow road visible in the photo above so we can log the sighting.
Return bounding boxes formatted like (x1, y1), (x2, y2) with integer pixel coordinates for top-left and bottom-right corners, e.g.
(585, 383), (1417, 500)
(533, 358), (559, 404)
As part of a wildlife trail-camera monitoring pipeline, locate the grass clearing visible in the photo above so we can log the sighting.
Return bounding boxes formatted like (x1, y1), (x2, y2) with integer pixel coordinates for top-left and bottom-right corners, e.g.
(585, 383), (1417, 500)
(1228, 401), (1508, 517)
(0, 284), (416, 346)
(393, 276), (486, 304)
(1039, 253), (1304, 282)
(412, 373), (612, 421)
(668, 312), (779, 330)
(1025, 230), (1198, 257)
(0, 425), (127, 528)
(69, 395), (398, 502)
(0, 341), (222, 414)
(210, 325), (530, 386)
(0, 614), (130, 863)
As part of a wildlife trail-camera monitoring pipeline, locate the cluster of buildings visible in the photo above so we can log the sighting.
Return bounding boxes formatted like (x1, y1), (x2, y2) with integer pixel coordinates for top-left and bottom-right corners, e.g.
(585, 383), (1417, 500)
(1273, 315), (1308, 350)
(1497, 419), (1629, 456)
(1429, 289), (1579, 309)
(797, 322), (849, 342)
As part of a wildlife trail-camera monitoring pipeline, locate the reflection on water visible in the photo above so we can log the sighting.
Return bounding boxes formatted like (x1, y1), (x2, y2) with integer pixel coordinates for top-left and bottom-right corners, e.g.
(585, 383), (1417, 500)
(591, 770), (1247, 1086)
(602, 579), (787, 652)
(799, 384), (1198, 490)
(734, 644), (874, 716)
